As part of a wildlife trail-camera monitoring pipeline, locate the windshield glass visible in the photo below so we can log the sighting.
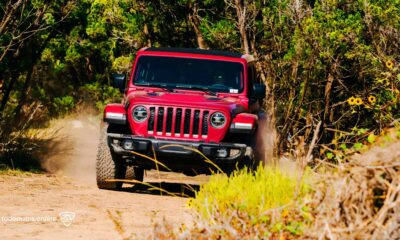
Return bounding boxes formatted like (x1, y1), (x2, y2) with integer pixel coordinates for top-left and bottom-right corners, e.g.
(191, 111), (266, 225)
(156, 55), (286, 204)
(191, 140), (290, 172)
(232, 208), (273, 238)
(133, 56), (244, 94)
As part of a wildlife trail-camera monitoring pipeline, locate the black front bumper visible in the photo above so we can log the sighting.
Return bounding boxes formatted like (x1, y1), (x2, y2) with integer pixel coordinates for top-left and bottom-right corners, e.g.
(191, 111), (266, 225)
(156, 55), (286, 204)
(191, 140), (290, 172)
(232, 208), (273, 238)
(107, 133), (249, 174)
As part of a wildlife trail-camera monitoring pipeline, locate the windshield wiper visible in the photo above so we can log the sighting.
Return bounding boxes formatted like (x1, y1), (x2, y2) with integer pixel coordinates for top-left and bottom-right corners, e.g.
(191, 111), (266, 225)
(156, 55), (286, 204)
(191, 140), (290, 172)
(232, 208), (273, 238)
(135, 83), (174, 92)
(175, 85), (216, 96)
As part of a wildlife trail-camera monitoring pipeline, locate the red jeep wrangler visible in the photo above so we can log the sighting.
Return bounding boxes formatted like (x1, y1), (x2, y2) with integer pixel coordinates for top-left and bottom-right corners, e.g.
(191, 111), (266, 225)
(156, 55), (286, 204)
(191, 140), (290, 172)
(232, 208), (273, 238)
(97, 48), (266, 190)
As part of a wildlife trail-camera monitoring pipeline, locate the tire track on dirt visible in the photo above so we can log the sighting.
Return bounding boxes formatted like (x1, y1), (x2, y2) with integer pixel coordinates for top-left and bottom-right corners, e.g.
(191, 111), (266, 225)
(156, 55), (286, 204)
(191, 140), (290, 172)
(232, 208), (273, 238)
(0, 115), (200, 239)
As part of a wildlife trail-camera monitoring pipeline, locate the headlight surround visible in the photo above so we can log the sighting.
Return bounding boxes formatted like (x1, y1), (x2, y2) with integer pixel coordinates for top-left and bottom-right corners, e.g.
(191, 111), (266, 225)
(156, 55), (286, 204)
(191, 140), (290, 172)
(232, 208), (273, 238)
(210, 112), (227, 128)
(132, 106), (148, 122)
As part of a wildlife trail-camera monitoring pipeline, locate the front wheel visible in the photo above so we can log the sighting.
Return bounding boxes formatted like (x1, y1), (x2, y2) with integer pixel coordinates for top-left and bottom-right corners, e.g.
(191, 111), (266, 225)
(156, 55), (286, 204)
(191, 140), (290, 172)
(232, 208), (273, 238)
(243, 147), (259, 172)
(125, 166), (145, 182)
(96, 125), (126, 190)
(224, 147), (258, 176)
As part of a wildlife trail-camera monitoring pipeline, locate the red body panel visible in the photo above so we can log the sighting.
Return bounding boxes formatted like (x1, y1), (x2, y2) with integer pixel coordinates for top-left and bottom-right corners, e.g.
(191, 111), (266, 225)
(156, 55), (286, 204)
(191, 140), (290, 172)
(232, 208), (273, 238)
(231, 113), (258, 132)
(104, 104), (126, 120)
(231, 113), (258, 126)
(108, 48), (256, 143)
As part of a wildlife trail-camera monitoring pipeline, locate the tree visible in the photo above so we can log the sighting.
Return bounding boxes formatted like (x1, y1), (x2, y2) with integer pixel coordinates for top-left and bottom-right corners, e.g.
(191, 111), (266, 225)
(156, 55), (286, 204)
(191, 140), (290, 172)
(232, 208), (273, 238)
(0, 0), (75, 113)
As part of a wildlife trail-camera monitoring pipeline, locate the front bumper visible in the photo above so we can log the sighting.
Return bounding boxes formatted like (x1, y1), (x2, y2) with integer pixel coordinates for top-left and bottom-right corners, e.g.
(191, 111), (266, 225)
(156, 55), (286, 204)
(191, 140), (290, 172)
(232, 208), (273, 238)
(107, 133), (249, 174)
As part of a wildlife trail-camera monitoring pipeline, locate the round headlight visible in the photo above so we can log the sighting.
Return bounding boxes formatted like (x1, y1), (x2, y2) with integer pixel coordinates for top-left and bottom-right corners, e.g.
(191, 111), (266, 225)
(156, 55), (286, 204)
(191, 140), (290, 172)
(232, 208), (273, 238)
(210, 112), (226, 128)
(132, 106), (148, 122)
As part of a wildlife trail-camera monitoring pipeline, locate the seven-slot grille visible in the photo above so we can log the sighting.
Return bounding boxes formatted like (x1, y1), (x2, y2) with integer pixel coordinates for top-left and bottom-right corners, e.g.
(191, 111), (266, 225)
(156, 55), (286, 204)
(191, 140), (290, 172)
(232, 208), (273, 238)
(147, 106), (209, 138)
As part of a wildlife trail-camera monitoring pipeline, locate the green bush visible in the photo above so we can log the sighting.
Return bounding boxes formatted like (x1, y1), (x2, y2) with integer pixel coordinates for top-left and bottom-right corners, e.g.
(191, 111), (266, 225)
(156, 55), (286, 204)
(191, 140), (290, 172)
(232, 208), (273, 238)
(52, 95), (75, 116)
(80, 82), (121, 112)
(152, 167), (313, 238)
(190, 167), (310, 218)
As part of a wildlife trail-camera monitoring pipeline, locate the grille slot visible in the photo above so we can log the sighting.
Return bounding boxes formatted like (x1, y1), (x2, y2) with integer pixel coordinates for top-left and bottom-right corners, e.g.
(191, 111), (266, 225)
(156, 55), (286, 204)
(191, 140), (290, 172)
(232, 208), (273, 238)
(175, 109), (182, 134)
(166, 108), (173, 133)
(202, 111), (209, 136)
(156, 108), (164, 132)
(148, 107), (155, 132)
(193, 110), (200, 135)
(184, 109), (191, 135)
(147, 107), (208, 139)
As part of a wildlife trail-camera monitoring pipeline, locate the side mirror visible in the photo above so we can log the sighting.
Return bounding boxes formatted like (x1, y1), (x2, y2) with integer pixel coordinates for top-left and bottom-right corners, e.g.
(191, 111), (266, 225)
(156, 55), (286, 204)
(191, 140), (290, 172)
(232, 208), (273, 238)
(112, 73), (126, 93)
(253, 83), (266, 100)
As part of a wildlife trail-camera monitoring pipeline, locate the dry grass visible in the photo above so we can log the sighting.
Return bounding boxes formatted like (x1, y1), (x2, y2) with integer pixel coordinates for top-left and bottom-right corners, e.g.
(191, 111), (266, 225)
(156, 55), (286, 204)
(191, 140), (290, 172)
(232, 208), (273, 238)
(107, 209), (128, 240)
(309, 129), (400, 239)
(151, 167), (313, 239)
(152, 128), (400, 239)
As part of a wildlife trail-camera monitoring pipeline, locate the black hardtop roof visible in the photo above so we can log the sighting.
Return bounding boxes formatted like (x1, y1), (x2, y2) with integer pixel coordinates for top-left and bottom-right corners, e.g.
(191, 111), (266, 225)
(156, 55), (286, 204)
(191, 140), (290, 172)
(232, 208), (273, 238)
(143, 47), (243, 58)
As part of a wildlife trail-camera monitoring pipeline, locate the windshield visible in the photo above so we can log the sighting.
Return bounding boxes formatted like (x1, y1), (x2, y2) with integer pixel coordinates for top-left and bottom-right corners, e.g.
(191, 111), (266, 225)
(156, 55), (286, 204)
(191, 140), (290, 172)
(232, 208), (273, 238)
(133, 56), (244, 94)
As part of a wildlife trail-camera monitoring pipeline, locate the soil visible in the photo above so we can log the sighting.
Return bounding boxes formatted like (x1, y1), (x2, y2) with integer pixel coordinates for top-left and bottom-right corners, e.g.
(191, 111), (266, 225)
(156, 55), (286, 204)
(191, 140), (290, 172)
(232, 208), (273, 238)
(0, 115), (207, 239)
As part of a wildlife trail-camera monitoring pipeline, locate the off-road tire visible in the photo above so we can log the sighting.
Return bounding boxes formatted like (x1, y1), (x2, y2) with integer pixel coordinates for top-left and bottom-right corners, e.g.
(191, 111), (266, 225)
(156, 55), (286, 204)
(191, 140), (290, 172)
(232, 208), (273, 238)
(240, 134), (262, 171)
(125, 166), (145, 182)
(96, 124), (126, 190)
(243, 146), (259, 172)
(254, 141), (265, 165)
(225, 147), (258, 176)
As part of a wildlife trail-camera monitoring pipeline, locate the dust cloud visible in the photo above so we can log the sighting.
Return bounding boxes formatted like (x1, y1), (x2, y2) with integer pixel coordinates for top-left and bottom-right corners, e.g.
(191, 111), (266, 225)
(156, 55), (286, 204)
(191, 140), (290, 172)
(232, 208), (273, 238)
(40, 114), (100, 183)
(39, 108), (286, 182)
(257, 116), (301, 175)
(257, 117), (278, 166)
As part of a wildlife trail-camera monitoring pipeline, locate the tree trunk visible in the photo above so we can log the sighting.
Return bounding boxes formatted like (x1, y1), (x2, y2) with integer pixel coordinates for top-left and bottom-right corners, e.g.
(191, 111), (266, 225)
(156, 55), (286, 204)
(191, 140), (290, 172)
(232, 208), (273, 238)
(12, 61), (34, 118)
(234, 0), (249, 54)
(143, 23), (152, 47)
(321, 72), (334, 141)
(0, 72), (18, 112)
(13, 31), (55, 118)
(188, 2), (208, 49)
(0, 37), (25, 112)
(0, 0), (24, 35)
(191, 18), (207, 49)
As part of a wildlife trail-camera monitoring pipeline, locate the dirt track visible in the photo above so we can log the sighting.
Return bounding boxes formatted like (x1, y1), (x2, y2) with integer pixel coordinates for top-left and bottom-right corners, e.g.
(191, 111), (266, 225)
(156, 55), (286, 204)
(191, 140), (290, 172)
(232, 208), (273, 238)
(0, 172), (198, 239)
(0, 115), (204, 239)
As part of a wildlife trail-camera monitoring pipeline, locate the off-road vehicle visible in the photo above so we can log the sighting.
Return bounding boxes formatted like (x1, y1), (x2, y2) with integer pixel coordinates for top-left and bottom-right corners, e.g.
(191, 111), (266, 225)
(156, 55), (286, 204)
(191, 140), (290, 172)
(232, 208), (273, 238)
(97, 48), (266, 189)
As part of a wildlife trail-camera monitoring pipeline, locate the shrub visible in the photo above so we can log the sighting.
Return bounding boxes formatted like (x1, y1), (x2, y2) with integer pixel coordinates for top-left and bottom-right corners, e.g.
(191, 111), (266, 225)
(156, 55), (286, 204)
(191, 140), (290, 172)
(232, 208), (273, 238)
(80, 82), (121, 112)
(154, 129), (400, 239)
(152, 167), (314, 239)
(309, 128), (400, 239)
(190, 167), (310, 218)
(52, 95), (75, 116)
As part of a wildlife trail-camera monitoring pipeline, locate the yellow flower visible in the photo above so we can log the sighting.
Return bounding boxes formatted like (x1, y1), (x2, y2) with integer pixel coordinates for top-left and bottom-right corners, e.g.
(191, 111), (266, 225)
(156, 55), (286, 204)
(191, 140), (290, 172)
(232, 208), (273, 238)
(377, 79), (390, 86)
(368, 95), (376, 104)
(386, 60), (394, 69)
(354, 98), (363, 106)
(281, 209), (289, 218)
(347, 96), (356, 105)
(320, 148), (325, 155)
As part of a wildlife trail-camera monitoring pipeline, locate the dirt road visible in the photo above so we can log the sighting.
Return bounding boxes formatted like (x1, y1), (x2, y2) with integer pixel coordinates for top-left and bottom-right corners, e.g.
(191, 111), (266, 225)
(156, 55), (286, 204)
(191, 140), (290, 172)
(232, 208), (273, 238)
(0, 115), (204, 239)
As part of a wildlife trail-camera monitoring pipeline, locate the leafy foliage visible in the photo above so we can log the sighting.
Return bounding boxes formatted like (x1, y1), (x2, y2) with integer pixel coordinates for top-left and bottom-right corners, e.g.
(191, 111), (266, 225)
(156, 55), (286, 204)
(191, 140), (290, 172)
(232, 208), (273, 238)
(190, 167), (310, 217)
(1, 0), (399, 159)
(154, 167), (312, 239)
(154, 128), (400, 239)
(52, 95), (75, 116)
(1, 1), (399, 237)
